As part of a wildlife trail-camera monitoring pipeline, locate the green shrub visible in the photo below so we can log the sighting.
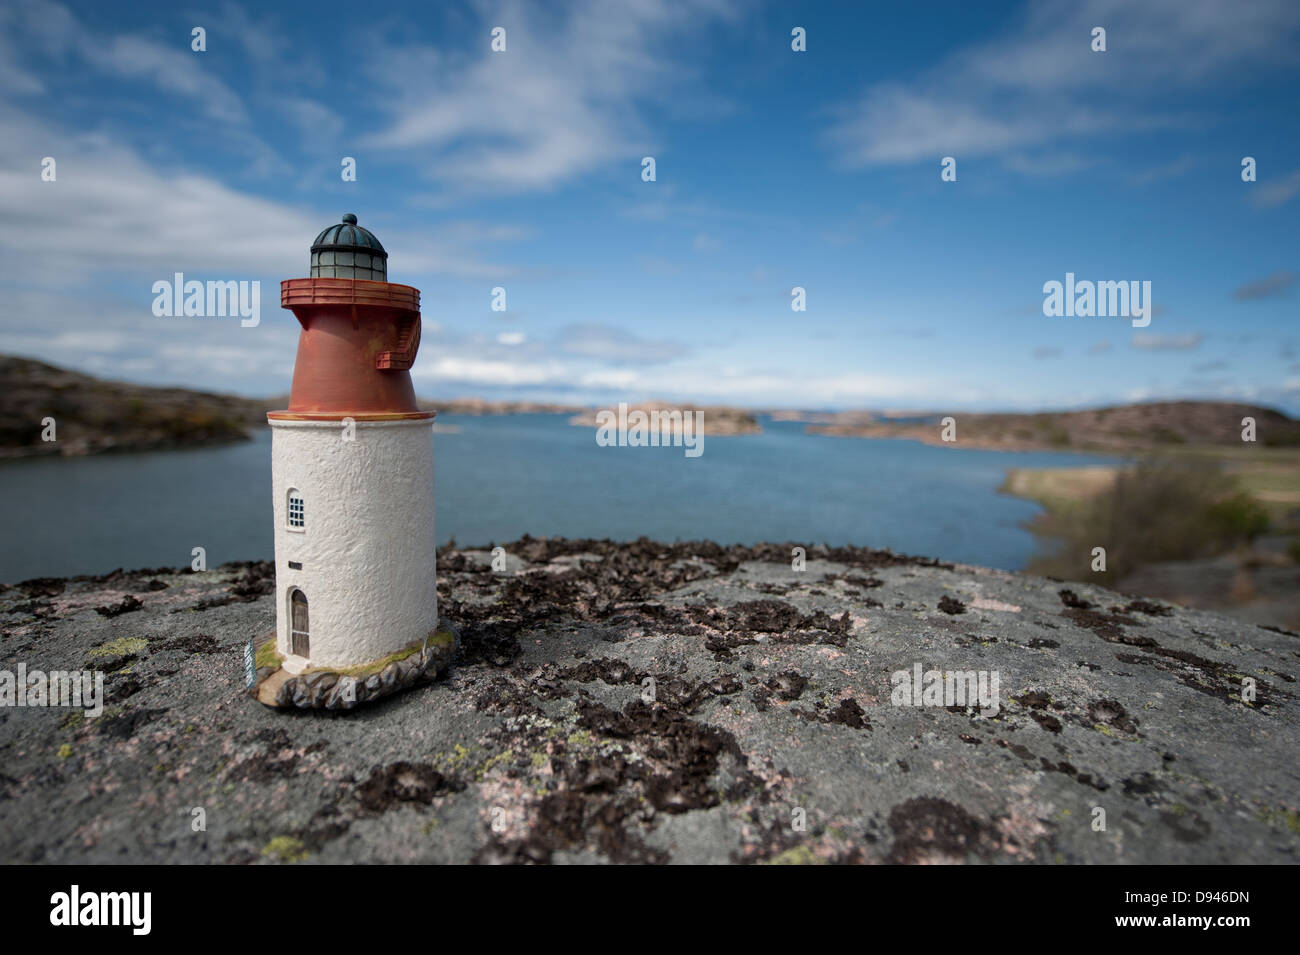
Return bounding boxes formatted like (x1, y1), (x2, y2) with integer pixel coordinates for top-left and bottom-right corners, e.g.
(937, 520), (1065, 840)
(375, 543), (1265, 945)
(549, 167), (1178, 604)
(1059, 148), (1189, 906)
(1030, 456), (1269, 582)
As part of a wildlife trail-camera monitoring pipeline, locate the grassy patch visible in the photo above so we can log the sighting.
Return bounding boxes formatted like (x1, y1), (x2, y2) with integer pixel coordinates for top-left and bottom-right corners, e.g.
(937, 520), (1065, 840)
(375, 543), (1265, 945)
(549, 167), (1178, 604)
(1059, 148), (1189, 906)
(254, 638), (283, 670)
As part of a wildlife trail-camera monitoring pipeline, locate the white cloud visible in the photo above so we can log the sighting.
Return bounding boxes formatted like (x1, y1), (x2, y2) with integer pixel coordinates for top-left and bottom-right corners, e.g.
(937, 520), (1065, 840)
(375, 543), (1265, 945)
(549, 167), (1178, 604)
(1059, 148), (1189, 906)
(554, 323), (687, 364)
(363, 0), (737, 194)
(826, 0), (1300, 168)
(1251, 168), (1300, 208)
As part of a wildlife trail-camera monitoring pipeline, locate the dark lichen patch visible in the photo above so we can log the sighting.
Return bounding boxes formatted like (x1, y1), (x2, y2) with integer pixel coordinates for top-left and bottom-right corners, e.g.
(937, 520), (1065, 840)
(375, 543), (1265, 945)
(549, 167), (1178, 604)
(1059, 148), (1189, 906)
(1058, 589), (1095, 609)
(1088, 699), (1137, 734)
(1038, 757), (1109, 791)
(1013, 690), (1053, 710)
(767, 670), (808, 701)
(357, 761), (465, 813)
(227, 749), (299, 783)
(226, 562), (274, 600)
(1121, 772), (1164, 803)
(476, 790), (668, 865)
(96, 706), (166, 740)
(938, 596), (967, 615)
(555, 657), (643, 686)
(4, 597), (57, 618)
(456, 622), (525, 668)
(439, 537), (915, 666)
(1027, 637), (1059, 649)
(994, 738), (1036, 762)
(1031, 711), (1063, 733)
(294, 804), (352, 852)
(688, 602), (854, 659)
(792, 697), (871, 731)
(1258, 623), (1299, 638)
(824, 572), (884, 590)
(727, 599), (806, 632)
(223, 727), (300, 782)
(886, 797), (1001, 863)
(580, 699), (761, 811)
(1116, 599), (1174, 617)
(708, 674), (742, 695)
(1064, 606), (1152, 645)
(155, 633), (223, 655)
(472, 692), (769, 864)
(105, 673), (149, 703)
(721, 601), (853, 645)
(94, 595), (143, 617)
(175, 594), (239, 613)
(823, 698), (869, 729)
(1111, 642), (1288, 709)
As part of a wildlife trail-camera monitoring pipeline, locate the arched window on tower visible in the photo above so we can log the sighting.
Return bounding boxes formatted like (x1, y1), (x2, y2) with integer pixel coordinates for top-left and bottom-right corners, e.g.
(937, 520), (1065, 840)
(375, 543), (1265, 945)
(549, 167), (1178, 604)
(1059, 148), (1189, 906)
(287, 489), (305, 529)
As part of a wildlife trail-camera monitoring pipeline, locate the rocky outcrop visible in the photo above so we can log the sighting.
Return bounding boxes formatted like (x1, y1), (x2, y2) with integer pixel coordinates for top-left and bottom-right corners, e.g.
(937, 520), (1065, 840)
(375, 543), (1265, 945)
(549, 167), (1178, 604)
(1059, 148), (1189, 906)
(0, 538), (1296, 864)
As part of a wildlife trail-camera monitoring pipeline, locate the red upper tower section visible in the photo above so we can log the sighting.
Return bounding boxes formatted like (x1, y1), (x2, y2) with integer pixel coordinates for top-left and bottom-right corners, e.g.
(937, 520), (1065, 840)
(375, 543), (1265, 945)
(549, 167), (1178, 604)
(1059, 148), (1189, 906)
(269, 214), (433, 421)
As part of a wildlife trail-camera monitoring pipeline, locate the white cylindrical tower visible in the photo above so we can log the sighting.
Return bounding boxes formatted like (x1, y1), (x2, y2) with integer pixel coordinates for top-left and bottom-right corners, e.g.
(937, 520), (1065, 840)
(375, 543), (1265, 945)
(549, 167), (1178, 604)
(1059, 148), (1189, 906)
(270, 418), (436, 668)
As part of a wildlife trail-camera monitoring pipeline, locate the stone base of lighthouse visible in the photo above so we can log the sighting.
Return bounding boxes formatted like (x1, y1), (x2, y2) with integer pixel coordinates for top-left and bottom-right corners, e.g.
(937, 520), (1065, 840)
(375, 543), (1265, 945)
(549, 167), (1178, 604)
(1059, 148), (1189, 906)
(268, 415), (438, 671)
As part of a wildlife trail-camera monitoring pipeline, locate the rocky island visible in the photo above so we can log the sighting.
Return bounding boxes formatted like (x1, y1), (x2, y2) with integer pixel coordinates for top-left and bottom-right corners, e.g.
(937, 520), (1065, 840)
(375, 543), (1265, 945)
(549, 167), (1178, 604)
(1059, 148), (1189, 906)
(569, 402), (762, 436)
(1, 538), (1296, 864)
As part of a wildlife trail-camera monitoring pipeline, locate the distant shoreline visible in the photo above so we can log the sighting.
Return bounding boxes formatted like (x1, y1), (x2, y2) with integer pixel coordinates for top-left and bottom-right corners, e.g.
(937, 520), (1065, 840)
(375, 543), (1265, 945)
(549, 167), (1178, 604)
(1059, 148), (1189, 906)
(4, 353), (1297, 458)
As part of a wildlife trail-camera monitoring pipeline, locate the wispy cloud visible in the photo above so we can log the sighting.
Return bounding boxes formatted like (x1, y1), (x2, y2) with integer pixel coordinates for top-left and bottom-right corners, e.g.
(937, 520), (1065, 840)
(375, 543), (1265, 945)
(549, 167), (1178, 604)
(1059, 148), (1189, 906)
(554, 322), (688, 364)
(1250, 167), (1300, 208)
(363, 0), (737, 195)
(1233, 270), (1296, 301)
(1132, 332), (1204, 351)
(1128, 155), (1197, 186)
(825, 0), (1300, 168)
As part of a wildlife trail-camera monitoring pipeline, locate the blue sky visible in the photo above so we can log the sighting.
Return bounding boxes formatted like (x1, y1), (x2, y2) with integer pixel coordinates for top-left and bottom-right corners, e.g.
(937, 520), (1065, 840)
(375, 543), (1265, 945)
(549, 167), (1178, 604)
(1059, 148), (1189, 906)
(1, 0), (1297, 411)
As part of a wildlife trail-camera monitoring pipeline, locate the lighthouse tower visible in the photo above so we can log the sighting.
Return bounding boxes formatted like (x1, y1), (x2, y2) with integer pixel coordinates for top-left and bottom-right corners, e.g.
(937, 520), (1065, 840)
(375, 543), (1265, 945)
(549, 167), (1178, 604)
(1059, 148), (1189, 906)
(268, 214), (437, 672)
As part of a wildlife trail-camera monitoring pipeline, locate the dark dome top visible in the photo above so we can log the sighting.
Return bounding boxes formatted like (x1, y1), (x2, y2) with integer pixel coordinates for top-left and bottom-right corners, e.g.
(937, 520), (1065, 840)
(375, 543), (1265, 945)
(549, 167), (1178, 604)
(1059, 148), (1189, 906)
(310, 213), (388, 281)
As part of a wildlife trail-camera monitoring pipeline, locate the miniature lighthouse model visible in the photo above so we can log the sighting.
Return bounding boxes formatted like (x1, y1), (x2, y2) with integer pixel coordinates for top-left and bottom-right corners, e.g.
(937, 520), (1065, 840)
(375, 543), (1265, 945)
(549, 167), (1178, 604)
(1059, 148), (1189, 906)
(268, 214), (437, 672)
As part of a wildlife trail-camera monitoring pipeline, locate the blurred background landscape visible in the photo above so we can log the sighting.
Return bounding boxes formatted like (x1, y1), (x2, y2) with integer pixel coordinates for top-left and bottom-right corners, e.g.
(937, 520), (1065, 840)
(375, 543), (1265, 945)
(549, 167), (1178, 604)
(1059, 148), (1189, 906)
(2, 353), (1297, 629)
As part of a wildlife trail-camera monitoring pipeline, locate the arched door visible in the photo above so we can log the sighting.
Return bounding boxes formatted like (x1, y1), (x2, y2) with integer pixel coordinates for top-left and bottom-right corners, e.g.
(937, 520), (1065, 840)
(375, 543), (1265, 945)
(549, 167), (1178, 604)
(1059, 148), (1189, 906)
(290, 590), (309, 657)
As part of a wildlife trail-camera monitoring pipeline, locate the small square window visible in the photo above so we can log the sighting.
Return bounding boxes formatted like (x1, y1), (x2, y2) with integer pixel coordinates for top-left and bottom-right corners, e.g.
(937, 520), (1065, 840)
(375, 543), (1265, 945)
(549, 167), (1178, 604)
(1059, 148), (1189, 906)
(287, 491), (305, 529)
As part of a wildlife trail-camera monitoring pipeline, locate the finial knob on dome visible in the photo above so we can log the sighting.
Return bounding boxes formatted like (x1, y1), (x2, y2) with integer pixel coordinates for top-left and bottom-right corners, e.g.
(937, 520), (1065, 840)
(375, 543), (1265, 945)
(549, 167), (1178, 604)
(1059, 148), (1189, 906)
(310, 213), (388, 281)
